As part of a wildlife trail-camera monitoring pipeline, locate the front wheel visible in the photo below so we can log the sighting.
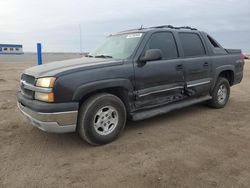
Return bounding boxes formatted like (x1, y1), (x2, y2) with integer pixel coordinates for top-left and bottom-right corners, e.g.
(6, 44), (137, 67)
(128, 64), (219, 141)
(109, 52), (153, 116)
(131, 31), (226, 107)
(77, 93), (127, 145)
(207, 77), (230, 108)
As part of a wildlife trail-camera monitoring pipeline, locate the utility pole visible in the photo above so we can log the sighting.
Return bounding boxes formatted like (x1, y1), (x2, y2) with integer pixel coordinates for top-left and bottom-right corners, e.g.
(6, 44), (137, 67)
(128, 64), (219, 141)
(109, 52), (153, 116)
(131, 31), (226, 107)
(79, 24), (82, 54)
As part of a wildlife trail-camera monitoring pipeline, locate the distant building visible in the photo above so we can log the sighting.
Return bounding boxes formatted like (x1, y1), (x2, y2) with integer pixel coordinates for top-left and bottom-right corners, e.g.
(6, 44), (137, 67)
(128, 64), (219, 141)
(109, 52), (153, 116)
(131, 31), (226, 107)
(0, 44), (23, 54)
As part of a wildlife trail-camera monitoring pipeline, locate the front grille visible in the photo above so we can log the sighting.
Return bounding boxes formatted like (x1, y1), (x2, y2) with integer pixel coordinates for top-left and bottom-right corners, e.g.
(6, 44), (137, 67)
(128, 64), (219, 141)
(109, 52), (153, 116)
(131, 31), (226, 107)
(20, 86), (34, 99)
(20, 74), (35, 99)
(21, 74), (35, 85)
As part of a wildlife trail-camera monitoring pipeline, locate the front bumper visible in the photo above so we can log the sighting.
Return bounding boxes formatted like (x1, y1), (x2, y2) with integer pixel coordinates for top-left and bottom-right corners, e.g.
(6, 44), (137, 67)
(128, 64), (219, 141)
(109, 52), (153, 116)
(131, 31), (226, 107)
(17, 91), (78, 133)
(18, 102), (77, 133)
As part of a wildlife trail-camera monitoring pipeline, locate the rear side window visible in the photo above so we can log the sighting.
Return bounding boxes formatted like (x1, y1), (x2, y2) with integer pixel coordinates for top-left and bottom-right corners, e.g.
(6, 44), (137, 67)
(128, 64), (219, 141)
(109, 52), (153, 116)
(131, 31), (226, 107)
(179, 33), (206, 57)
(207, 35), (220, 48)
(146, 32), (178, 60)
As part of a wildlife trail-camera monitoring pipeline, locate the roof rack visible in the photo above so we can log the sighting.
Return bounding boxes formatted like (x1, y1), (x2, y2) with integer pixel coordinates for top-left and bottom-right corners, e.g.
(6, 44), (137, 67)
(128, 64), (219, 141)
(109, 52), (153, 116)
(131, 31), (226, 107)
(117, 25), (197, 35)
(149, 25), (197, 30)
(175, 26), (197, 30)
(117, 25), (147, 34)
(149, 25), (175, 29)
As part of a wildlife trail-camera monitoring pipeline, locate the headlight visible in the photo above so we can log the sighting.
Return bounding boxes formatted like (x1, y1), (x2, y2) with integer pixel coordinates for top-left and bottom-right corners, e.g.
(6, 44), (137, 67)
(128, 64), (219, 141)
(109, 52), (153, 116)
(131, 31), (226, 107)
(35, 92), (54, 102)
(35, 77), (56, 102)
(36, 77), (56, 88)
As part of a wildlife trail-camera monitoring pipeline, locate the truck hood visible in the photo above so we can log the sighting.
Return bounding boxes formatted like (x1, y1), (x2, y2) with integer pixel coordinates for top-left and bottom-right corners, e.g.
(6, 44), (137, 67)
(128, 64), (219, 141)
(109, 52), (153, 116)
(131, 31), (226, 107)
(24, 57), (123, 78)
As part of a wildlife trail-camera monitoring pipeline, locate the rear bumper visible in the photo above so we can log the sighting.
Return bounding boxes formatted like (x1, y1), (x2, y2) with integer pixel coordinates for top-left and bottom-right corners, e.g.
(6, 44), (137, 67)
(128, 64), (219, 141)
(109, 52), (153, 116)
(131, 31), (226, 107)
(234, 71), (243, 85)
(17, 92), (78, 133)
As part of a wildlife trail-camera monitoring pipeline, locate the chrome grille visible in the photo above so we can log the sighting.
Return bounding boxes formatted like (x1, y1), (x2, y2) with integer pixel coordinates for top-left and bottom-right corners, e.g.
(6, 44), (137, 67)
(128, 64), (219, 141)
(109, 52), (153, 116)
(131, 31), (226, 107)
(20, 74), (35, 99)
(21, 74), (35, 85)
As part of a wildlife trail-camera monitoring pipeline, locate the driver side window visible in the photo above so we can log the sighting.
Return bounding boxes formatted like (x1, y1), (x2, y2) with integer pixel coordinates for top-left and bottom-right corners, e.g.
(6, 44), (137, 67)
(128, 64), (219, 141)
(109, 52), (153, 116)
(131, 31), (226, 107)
(145, 32), (178, 60)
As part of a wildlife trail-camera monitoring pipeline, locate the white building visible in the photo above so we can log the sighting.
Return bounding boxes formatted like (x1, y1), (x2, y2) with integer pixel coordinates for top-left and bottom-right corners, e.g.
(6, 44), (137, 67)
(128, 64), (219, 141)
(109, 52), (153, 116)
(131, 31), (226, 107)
(0, 44), (23, 54)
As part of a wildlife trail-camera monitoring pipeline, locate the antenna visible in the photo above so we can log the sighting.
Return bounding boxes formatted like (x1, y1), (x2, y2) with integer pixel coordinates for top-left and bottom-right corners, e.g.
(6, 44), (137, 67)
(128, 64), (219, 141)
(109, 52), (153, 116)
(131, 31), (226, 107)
(79, 24), (82, 54)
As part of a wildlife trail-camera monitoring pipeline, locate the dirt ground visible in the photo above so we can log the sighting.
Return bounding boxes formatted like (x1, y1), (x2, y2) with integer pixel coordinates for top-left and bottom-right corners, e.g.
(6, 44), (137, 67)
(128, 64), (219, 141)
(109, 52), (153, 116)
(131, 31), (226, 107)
(0, 55), (250, 188)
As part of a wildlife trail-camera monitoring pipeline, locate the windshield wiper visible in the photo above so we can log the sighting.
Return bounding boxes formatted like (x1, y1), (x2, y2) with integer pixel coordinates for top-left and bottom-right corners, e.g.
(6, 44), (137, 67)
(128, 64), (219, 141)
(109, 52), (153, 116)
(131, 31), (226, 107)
(94, 54), (113, 58)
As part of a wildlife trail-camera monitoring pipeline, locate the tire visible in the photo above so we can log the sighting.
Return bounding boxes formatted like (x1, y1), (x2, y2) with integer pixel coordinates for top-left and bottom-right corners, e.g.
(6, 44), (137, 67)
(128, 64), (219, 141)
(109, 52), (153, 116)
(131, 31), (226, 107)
(77, 93), (127, 145)
(207, 77), (230, 108)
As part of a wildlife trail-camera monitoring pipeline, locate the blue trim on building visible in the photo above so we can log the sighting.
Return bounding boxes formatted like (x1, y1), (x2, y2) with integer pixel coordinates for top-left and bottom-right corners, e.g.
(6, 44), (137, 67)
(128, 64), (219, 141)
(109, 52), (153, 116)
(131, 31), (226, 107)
(0, 44), (23, 48)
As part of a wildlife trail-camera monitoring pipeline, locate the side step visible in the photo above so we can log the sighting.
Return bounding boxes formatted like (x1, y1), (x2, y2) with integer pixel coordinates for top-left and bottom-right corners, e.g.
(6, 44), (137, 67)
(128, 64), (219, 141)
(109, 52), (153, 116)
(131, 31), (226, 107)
(131, 95), (212, 121)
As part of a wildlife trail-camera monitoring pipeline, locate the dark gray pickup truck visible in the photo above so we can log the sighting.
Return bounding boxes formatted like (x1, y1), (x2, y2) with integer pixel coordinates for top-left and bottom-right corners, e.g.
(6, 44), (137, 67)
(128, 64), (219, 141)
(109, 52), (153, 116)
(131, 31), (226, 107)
(17, 25), (244, 145)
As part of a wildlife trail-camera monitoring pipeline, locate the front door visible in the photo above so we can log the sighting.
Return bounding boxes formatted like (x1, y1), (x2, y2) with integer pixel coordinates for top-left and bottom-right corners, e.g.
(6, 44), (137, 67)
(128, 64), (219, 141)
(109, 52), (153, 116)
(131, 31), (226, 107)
(134, 31), (185, 109)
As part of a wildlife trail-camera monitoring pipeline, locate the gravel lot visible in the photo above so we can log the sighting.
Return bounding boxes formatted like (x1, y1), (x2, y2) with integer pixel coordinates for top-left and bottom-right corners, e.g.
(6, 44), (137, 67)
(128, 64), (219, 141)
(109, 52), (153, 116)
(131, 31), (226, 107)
(0, 54), (250, 188)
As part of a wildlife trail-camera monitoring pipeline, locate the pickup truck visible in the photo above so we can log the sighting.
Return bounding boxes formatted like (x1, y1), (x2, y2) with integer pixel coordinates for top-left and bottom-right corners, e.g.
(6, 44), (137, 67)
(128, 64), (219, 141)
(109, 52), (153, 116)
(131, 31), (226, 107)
(17, 25), (244, 145)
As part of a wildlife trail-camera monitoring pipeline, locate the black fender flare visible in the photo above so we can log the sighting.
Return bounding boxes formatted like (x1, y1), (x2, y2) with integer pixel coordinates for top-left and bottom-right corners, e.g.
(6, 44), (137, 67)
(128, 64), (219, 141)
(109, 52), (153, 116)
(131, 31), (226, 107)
(211, 65), (235, 91)
(72, 78), (134, 101)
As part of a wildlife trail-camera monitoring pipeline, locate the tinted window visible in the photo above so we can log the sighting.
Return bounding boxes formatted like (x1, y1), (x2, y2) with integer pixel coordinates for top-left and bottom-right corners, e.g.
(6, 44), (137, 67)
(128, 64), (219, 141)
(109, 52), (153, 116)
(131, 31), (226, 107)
(146, 32), (178, 60)
(207, 35), (220, 48)
(179, 33), (206, 57)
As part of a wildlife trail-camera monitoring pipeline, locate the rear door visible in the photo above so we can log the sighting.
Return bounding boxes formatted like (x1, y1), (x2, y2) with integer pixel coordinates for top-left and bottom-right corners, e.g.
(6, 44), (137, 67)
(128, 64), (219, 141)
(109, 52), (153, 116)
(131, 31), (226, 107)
(134, 31), (185, 108)
(178, 32), (212, 96)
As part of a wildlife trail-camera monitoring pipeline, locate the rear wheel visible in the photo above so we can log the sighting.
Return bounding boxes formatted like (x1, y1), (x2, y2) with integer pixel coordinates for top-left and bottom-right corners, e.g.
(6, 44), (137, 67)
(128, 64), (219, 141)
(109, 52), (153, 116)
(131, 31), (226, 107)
(77, 93), (127, 145)
(208, 77), (230, 108)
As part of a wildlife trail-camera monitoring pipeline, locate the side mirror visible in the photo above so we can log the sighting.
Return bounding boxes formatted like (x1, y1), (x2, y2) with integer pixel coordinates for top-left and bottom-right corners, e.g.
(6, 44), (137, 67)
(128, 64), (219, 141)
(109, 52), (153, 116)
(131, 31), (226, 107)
(139, 49), (162, 63)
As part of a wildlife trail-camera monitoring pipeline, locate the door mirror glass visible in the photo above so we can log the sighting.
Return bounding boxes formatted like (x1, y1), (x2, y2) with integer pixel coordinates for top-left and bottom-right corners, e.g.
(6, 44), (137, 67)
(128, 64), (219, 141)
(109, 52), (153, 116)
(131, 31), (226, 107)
(140, 49), (162, 62)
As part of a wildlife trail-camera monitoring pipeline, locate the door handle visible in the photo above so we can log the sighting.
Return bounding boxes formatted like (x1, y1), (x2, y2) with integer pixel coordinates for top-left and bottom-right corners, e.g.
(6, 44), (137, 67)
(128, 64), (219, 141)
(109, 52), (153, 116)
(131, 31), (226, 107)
(176, 64), (183, 70)
(203, 62), (209, 67)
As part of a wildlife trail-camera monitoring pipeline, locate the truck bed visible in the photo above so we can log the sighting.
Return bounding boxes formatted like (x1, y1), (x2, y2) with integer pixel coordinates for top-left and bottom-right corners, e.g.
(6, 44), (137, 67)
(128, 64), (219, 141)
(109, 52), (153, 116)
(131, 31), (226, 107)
(225, 49), (242, 54)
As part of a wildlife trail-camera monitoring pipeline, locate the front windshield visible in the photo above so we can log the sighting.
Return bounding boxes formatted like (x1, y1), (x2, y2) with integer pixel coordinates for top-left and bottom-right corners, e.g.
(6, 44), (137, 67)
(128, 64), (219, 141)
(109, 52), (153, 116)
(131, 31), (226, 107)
(89, 33), (143, 59)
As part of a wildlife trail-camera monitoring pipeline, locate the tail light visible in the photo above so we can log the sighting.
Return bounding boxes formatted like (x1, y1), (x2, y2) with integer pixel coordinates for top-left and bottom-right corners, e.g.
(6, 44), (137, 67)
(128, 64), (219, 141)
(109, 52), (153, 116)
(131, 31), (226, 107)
(240, 53), (245, 66)
(240, 53), (244, 61)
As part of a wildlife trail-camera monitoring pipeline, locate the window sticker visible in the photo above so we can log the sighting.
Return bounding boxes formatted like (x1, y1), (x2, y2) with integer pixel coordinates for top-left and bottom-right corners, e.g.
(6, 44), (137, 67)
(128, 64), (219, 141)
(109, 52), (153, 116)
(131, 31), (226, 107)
(126, 33), (143, 39)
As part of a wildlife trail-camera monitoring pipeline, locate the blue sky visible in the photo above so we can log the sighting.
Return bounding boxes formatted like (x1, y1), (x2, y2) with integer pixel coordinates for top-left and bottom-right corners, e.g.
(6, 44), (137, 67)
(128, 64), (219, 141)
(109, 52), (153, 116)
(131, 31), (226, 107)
(0, 0), (249, 52)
